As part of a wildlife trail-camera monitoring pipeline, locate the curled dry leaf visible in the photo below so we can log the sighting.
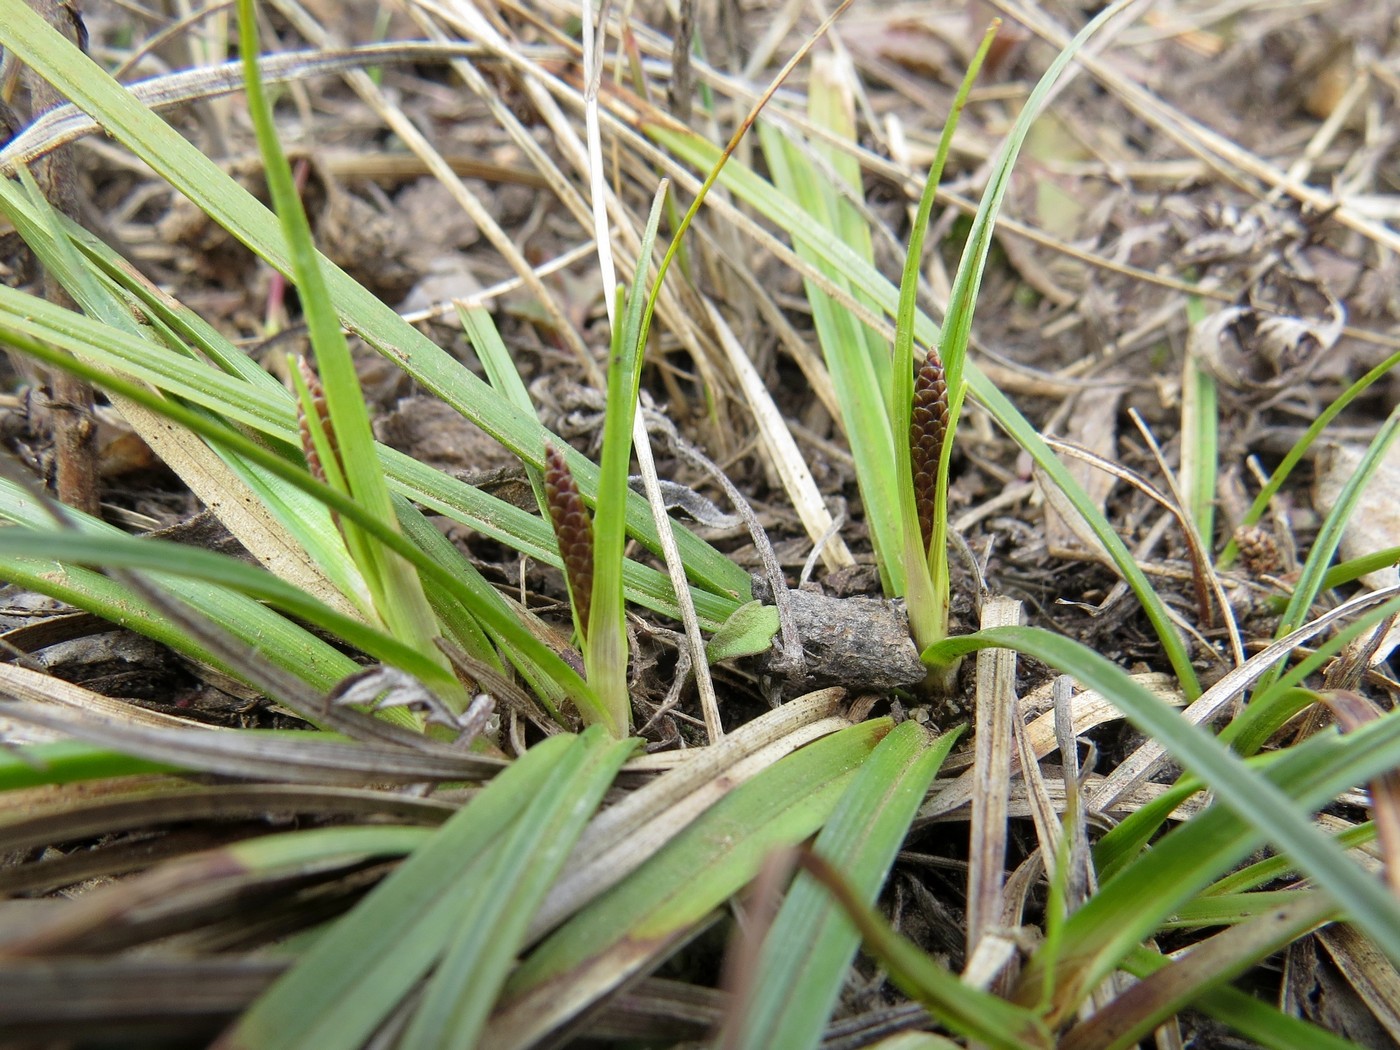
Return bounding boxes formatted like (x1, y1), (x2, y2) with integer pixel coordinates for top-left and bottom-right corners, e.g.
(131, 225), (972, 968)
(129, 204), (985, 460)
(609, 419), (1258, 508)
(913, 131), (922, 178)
(1188, 272), (1344, 395)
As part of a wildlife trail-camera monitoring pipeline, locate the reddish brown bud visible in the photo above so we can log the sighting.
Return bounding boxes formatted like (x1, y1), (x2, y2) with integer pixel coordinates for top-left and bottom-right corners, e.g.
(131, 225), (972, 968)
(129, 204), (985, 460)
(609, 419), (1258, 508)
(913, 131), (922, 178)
(296, 357), (338, 485)
(544, 443), (594, 635)
(910, 344), (949, 551)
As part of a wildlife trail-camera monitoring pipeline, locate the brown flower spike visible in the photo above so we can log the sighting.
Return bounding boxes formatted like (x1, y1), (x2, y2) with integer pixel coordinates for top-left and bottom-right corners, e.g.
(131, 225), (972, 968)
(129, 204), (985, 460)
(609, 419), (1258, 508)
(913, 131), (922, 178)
(910, 344), (949, 551)
(296, 356), (339, 485)
(544, 443), (594, 635)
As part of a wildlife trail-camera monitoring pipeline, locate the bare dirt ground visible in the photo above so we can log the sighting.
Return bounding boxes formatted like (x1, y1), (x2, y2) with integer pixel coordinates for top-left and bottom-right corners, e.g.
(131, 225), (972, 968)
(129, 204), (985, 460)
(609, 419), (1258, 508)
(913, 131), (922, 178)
(3, 0), (1400, 1046)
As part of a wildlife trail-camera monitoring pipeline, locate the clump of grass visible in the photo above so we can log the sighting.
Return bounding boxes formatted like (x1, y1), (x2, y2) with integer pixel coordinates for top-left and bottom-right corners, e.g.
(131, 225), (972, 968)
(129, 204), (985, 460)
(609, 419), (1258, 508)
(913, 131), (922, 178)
(0, 2), (1398, 1047)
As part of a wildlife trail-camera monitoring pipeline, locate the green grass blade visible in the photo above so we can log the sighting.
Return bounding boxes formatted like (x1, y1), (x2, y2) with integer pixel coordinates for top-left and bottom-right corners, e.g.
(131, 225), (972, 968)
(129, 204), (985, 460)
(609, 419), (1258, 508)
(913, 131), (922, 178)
(891, 24), (999, 648)
(1095, 593), (1400, 879)
(236, 0), (460, 709)
(0, 275), (735, 640)
(0, 172), (371, 611)
(0, 0), (746, 604)
(1088, 903), (1340, 1050)
(220, 733), (584, 1050)
(967, 380), (1201, 696)
(937, 0), (1140, 435)
(0, 741), (179, 790)
(759, 119), (902, 593)
(1118, 947), (1361, 1050)
(485, 719), (889, 1048)
(650, 124), (1200, 697)
(1027, 719), (1394, 1020)
(1317, 546), (1400, 592)
(401, 728), (636, 1047)
(1220, 347), (1400, 566)
(1180, 296), (1218, 546)
(924, 627), (1400, 1001)
(794, 851), (1050, 1049)
(1254, 408), (1400, 695)
(0, 478), (362, 694)
(0, 530), (448, 687)
(725, 720), (961, 1050)
(0, 317), (594, 709)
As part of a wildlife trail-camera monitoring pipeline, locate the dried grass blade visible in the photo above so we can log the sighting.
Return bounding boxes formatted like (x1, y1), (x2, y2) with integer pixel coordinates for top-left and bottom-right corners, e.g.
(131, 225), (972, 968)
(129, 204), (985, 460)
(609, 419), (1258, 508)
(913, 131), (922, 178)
(966, 597), (1024, 958)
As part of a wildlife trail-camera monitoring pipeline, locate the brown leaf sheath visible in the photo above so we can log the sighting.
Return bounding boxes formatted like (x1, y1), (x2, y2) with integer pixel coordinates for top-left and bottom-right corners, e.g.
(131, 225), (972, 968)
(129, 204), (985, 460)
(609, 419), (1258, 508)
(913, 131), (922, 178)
(544, 443), (594, 635)
(910, 344), (949, 551)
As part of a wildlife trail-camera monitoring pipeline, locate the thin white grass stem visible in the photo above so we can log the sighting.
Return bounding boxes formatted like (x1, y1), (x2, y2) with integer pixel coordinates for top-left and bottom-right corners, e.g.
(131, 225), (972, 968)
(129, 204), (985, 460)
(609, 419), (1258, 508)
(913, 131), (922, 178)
(580, 0), (618, 319)
(1014, 695), (1064, 894)
(703, 299), (853, 571)
(630, 409), (723, 741)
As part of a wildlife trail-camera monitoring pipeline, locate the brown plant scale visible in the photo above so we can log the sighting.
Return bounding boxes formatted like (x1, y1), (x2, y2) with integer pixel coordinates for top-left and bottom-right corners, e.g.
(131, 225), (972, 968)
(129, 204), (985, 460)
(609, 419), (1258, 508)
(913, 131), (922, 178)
(544, 443), (594, 636)
(910, 344), (949, 551)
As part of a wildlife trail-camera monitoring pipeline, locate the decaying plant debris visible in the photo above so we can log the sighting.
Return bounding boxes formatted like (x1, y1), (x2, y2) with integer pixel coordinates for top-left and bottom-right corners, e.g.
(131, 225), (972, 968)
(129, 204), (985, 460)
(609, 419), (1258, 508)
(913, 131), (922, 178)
(1, 0), (1399, 1046)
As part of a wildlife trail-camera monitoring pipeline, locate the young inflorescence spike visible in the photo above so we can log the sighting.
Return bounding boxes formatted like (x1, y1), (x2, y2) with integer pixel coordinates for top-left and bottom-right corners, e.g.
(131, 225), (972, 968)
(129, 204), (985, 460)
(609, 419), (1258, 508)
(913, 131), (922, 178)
(295, 356), (338, 485)
(544, 443), (594, 636)
(910, 343), (949, 551)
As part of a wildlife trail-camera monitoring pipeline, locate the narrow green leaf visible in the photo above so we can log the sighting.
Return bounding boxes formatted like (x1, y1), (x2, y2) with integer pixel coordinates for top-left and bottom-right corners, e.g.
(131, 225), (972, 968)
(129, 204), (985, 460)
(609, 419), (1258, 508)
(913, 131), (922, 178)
(891, 25), (999, 650)
(794, 851), (1050, 1049)
(485, 719), (890, 1048)
(1075, 896), (1338, 1050)
(1255, 408), (1400, 695)
(222, 733), (584, 1050)
(650, 123), (1200, 698)
(759, 120), (902, 594)
(1317, 546), (1400, 592)
(926, 625), (1400, 993)
(1103, 924), (1356, 1050)
(222, 825), (433, 871)
(0, 0), (748, 606)
(0, 741), (178, 790)
(1219, 347), (1400, 566)
(0, 321), (594, 710)
(1180, 296), (1218, 545)
(237, 0), (461, 710)
(0, 277), (739, 631)
(0, 530), (449, 687)
(726, 720), (962, 1049)
(402, 728), (636, 1047)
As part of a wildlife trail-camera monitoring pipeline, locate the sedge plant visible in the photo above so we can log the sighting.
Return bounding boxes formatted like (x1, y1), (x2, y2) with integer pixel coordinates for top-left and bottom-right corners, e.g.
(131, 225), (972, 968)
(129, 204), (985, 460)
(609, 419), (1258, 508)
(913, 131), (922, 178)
(0, 3), (1398, 1047)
